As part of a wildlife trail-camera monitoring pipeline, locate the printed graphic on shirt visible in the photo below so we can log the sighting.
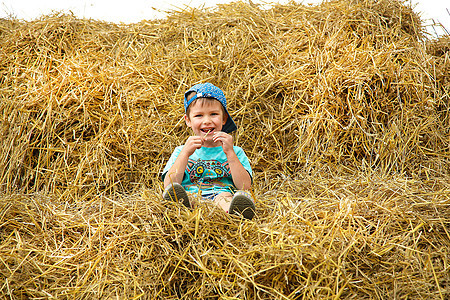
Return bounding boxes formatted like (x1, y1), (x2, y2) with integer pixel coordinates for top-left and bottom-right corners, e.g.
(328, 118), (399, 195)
(186, 159), (231, 184)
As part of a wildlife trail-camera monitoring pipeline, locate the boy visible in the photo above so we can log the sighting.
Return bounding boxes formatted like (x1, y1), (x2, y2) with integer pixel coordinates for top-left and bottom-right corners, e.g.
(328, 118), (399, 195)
(161, 82), (255, 220)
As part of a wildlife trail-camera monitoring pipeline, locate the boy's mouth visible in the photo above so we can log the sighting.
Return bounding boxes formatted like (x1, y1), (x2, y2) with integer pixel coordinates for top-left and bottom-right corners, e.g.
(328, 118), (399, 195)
(201, 128), (213, 134)
(201, 129), (213, 141)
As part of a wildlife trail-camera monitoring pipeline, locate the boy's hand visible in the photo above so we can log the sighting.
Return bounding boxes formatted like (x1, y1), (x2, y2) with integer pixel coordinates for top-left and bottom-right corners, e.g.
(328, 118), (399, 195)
(183, 136), (203, 156)
(212, 131), (234, 155)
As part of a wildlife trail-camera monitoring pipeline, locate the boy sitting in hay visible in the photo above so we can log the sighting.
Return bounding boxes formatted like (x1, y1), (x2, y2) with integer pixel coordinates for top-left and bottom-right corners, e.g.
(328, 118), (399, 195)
(161, 83), (255, 220)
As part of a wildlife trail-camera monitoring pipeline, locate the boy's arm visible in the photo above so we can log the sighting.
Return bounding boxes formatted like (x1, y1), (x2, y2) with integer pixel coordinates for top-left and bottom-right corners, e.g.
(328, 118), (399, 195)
(226, 150), (252, 190)
(163, 136), (203, 188)
(213, 132), (252, 190)
(163, 150), (190, 188)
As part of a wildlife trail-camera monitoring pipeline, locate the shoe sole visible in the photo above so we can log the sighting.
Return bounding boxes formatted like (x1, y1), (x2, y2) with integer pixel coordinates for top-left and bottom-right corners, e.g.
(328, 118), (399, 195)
(229, 193), (255, 220)
(163, 183), (190, 208)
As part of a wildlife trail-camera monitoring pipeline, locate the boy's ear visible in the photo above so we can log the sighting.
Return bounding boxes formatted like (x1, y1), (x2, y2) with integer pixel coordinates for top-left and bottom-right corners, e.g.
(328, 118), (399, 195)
(222, 113), (228, 125)
(184, 114), (191, 127)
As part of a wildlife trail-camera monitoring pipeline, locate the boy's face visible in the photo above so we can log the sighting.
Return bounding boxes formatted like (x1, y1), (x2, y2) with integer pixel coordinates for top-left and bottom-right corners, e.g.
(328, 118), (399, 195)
(185, 98), (227, 141)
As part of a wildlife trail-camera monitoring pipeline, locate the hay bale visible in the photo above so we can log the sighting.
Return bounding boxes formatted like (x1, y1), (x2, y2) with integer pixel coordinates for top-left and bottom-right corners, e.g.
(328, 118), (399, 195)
(0, 174), (449, 299)
(0, 0), (448, 194)
(0, 0), (449, 299)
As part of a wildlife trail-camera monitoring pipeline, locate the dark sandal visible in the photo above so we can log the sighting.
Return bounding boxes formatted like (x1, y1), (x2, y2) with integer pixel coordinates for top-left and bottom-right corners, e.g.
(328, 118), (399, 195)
(229, 191), (255, 220)
(162, 183), (191, 208)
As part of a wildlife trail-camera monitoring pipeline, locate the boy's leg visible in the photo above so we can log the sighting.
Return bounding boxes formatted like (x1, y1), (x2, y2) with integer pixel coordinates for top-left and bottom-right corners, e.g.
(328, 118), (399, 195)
(213, 192), (233, 212)
(162, 183), (191, 208)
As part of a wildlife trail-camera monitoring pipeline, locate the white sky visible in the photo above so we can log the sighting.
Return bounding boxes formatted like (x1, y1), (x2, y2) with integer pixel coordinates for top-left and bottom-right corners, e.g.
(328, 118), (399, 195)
(1, 0), (448, 36)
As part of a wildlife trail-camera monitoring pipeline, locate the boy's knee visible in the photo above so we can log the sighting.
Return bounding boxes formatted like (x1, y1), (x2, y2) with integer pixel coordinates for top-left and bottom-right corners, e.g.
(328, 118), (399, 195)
(215, 192), (233, 201)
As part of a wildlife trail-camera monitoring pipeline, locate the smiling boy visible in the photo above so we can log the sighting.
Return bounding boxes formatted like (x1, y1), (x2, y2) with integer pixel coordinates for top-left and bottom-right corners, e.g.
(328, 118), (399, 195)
(161, 82), (255, 220)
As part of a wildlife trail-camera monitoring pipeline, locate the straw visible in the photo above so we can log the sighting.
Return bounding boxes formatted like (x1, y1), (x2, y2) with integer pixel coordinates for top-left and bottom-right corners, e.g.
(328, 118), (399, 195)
(0, 0), (449, 298)
(202, 129), (212, 142)
(0, 174), (449, 299)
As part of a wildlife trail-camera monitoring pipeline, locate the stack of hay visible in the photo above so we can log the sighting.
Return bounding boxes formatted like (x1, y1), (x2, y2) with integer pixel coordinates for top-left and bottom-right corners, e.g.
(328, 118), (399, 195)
(0, 0), (449, 299)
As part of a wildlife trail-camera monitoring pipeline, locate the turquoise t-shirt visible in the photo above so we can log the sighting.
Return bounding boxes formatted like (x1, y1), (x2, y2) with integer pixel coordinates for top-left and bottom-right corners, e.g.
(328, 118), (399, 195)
(162, 146), (252, 198)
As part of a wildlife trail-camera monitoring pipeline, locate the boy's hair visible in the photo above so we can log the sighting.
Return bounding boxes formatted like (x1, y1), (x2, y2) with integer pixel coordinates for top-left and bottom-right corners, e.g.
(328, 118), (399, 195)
(185, 92), (226, 118)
